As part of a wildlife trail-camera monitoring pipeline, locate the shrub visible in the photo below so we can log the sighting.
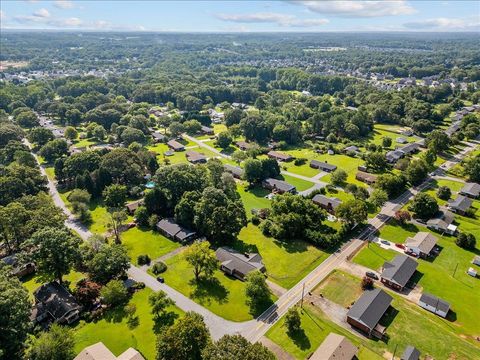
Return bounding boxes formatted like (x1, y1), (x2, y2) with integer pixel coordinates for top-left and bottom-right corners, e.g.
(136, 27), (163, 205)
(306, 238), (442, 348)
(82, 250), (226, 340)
(456, 232), (476, 250)
(100, 280), (129, 307)
(361, 276), (374, 290)
(137, 254), (151, 265)
(285, 307), (301, 334)
(251, 215), (260, 225)
(152, 261), (167, 274)
(294, 158), (307, 166)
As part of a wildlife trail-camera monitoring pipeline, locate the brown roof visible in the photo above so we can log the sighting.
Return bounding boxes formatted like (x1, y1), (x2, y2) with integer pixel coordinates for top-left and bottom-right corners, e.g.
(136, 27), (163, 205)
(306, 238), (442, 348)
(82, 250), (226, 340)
(356, 171), (377, 183)
(74, 342), (145, 360)
(267, 151), (293, 161)
(167, 139), (184, 151)
(310, 333), (358, 360)
(405, 232), (438, 254)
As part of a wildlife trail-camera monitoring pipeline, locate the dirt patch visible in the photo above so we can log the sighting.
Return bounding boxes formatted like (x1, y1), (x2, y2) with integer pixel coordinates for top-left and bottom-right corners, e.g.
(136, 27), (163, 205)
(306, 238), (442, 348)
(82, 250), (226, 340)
(0, 61), (29, 71)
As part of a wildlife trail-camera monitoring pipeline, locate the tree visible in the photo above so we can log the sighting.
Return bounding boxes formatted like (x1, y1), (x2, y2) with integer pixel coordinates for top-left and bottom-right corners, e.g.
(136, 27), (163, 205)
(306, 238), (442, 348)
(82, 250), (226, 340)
(427, 130), (450, 154)
(183, 241), (218, 282)
(67, 188), (91, 213)
(109, 210), (128, 244)
(364, 151), (387, 172)
(27, 227), (80, 284)
(243, 158), (263, 184)
(464, 154), (480, 183)
(330, 169), (347, 186)
(225, 108), (244, 126)
(183, 119), (202, 134)
(25, 324), (75, 360)
(406, 159), (428, 186)
(394, 210), (411, 224)
(74, 279), (101, 307)
(369, 189), (388, 208)
(336, 199), (368, 229)
(100, 280), (129, 306)
(149, 290), (174, 319)
(156, 311), (210, 360)
(202, 335), (275, 360)
(168, 122), (185, 137)
(409, 193), (439, 220)
(375, 173), (407, 198)
(134, 205), (150, 227)
(437, 186), (451, 200)
(231, 150), (247, 165)
(92, 124), (107, 140)
(0, 266), (31, 358)
(64, 126), (78, 140)
(100, 148), (144, 187)
(245, 270), (271, 314)
(382, 136), (392, 148)
(121, 127), (146, 145)
(216, 132), (232, 149)
(361, 276), (374, 290)
(103, 184), (128, 209)
(86, 243), (130, 284)
(424, 148), (437, 166)
(455, 232), (476, 250)
(175, 191), (202, 229)
(39, 139), (69, 163)
(285, 307), (301, 334)
(16, 110), (39, 128)
(29, 127), (54, 146)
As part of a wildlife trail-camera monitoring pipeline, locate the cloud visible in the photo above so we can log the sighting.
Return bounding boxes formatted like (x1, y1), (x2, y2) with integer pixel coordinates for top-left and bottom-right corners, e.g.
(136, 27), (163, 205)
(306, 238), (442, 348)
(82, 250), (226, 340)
(33, 8), (50, 18)
(54, 0), (75, 9)
(0, 10), (5, 20)
(290, 0), (416, 17)
(403, 17), (480, 31)
(215, 12), (329, 27)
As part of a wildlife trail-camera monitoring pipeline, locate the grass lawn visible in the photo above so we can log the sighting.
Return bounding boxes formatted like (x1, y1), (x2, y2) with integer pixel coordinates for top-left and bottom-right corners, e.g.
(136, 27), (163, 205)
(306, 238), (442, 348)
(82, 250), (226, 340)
(73, 288), (183, 360)
(318, 155), (366, 187)
(74, 138), (97, 148)
(314, 270), (363, 307)
(279, 174), (314, 192)
(367, 124), (418, 147)
(162, 247), (276, 322)
(266, 303), (383, 360)
(22, 270), (86, 300)
(235, 224), (330, 289)
(421, 178), (465, 206)
(121, 227), (180, 264)
(353, 220), (480, 339)
(44, 166), (55, 180)
(237, 184), (271, 216)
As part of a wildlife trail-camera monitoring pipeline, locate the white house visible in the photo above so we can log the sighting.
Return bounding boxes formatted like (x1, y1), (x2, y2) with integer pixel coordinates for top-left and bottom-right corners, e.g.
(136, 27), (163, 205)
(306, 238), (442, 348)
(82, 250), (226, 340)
(418, 293), (450, 318)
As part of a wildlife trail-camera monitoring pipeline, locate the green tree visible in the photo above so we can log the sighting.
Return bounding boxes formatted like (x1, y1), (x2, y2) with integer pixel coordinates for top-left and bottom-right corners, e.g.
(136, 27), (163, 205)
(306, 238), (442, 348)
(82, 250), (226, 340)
(149, 290), (174, 319)
(103, 184), (128, 209)
(27, 227), (81, 284)
(216, 132), (232, 149)
(406, 159), (428, 186)
(175, 191), (202, 229)
(382, 136), (392, 148)
(64, 126), (78, 140)
(437, 186), (451, 200)
(156, 311), (210, 360)
(168, 122), (185, 137)
(183, 241), (218, 282)
(330, 169), (347, 186)
(86, 243), (130, 284)
(16, 110), (39, 128)
(100, 280), (129, 306)
(67, 188), (91, 213)
(134, 205), (150, 226)
(245, 270), (271, 314)
(25, 324), (75, 360)
(369, 189), (388, 208)
(426, 130), (450, 154)
(455, 232), (476, 250)
(285, 307), (301, 334)
(39, 139), (69, 163)
(464, 154), (480, 183)
(409, 193), (439, 220)
(202, 335), (275, 360)
(364, 151), (387, 172)
(0, 266), (31, 359)
(109, 210), (128, 244)
(243, 158), (263, 184)
(28, 127), (54, 146)
(336, 199), (368, 229)
(231, 150), (247, 165)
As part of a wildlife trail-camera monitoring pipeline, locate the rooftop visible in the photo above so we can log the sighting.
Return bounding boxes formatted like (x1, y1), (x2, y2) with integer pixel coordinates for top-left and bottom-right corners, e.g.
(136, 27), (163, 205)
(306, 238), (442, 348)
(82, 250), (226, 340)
(347, 288), (392, 331)
(448, 195), (473, 212)
(405, 232), (438, 254)
(310, 333), (358, 360)
(382, 254), (418, 288)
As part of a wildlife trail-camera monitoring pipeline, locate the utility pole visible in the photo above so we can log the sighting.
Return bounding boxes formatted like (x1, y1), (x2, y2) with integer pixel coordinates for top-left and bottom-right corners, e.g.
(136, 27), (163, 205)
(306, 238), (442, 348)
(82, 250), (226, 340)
(301, 283), (305, 308)
(392, 344), (397, 360)
(453, 263), (459, 278)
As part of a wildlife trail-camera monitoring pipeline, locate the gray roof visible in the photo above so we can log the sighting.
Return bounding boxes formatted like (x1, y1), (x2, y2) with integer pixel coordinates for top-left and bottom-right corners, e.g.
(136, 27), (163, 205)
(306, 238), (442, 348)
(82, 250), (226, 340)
(224, 164), (244, 178)
(152, 132), (166, 140)
(344, 145), (359, 152)
(201, 125), (214, 133)
(186, 150), (207, 163)
(263, 178), (296, 193)
(167, 139), (184, 150)
(419, 293), (450, 314)
(386, 150), (404, 162)
(448, 195), (473, 212)
(382, 254), (418, 288)
(156, 218), (195, 240)
(236, 141), (253, 149)
(310, 160), (337, 171)
(405, 232), (438, 254)
(34, 282), (81, 320)
(216, 247), (265, 277)
(312, 195), (342, 210)
(401, 346), (420, 360)
(399, 142), (420, 154)
(426, 209), (454, 229)
(267, 151), (293, 161)
(347, 288), (392, 330)
(460, 183), (480, 197)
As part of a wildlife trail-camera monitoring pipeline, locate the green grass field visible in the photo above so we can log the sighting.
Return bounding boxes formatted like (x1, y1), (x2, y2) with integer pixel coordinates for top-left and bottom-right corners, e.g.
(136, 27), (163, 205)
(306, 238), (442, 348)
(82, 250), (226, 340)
(121, 227), (180, 264)
(367, 124), (418, 147)
(161, 246), (276, 321)
(313, 270), (362, 307)
(237, 184), (271, 216)
(235, 224), (330, 289)
(353, 220), (480, 339)
(280, 174), (314, 191)
(74, 288), (183, 360)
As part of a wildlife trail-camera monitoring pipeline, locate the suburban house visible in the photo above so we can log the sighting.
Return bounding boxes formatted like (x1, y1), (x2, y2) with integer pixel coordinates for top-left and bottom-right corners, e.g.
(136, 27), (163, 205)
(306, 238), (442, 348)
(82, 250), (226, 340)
(224, 164), (244, 179)
(401, 346), (420, 360)
(380, 254), (418, 291)
(33, 282), (82, 325)
(399, 142), (420, 156)
(74, 342), (145, 360)
(156, 218), (196, 244)
(405, 232), (438, 258)
(356, 171), (377, 185)
(312, 194), (342, 214)
(310, 160), (337, 172)
(459, 182), (480, 198)
(426, 209), (457, 235)
(310, 333), (358, 360)
(401, 129), (414, 136)
(346, 288), (393, 338)
(262, 178), (296, 194)
(215, 247), (265, 281)
(200, 125), (214, 135)
(386, 150), (404, 164)
(418, 293), (450, 318)
(186, 150), (207, 164)
(1, 254), (35, 278)
(267, 151), (293, 162)
(236, 141), (253, 151)
(152, 131), (166, 143)
(166, 139), (185, 152)
(125, 199), (144, 215)
(448, 195), (473, 215)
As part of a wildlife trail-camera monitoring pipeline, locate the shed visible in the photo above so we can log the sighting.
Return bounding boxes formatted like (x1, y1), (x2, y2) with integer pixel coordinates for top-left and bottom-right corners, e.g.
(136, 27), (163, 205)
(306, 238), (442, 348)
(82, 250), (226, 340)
(418, 293), (450, 318)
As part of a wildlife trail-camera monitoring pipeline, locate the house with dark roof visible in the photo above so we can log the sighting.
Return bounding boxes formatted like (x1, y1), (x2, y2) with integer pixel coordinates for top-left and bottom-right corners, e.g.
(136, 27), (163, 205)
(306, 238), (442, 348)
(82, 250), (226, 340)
(459, 182), (480, 198)
(346, 288), (393, 338)
(312, 194), (342, 214)
(310, 160), (337, 172)
(200, 126), (214, 135)
(426, 209), (457, 235)
(215, 247), (265, 281)
(399, 142), (420, 155)
(262, 178), (296, 194)
(405, 232), (438, 258)
(267, 151), (293, 162)
(156, 218), (196, 244)
(401, 346), (420, 360)
(236, 141), (253, 151)
(167, 139), (185, 152)
(33, 281), (82, 324)
(418, 293), (450, 318)
(448, 195), (473, 215)
(152, 131), (167, 143)
(310, 333), (358, 360)
(386, 150), (404, 164)
(186, 150), (207, 164)
(1, 254), (35, 278)
(381, 254), (418, 291)
(224, 164), (244, 179)
(356, 171), (377, 185)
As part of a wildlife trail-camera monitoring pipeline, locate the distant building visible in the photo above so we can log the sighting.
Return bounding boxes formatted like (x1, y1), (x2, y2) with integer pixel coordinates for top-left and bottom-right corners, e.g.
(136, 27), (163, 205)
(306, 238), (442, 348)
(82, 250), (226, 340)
(156, 218), (196, 244)
(405, 232), (438, 258)
(426, 210), (457, 235)
(310, 160), (337, 172)
(396, 137), (408, 144)
(74, 342), (145, 360)
(386, 150), (404, 164)
(356, 171), (377, 185)
(224, 164), (244, 179)
(215, 247), (265, 281)
(448, 195), (473, 215)
(200, 126), (214, 135)
(125, 199), (144, 215)
(186, 150), (207, 164)
(381, 254), (418, 291)
(152, 131), (167, 143)
(459, 183), (480, 198)
(262, 178), (296, 194)
(312, 194), (342, 214)
(1, 254), (35, 278)
(418, 293), (450, 318)
(310, 333), (358, 360)
(236, 141), (253, 151)
(267, 151), (293, 162)
(33, 282), (82, 325)
(166, 139), (185, 152)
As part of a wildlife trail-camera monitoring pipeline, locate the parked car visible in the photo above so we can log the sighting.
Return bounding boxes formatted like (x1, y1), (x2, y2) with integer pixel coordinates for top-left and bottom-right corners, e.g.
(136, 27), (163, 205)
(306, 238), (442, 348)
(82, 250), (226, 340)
(156, 277), (164, 283)
(365, 271), (378, 280)
(395, 243), (405, 249)
(380, 240), (390, 246)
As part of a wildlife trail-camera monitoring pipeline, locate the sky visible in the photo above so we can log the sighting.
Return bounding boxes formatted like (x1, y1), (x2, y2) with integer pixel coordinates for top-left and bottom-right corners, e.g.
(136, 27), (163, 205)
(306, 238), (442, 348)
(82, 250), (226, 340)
(1, 1), (479, 32)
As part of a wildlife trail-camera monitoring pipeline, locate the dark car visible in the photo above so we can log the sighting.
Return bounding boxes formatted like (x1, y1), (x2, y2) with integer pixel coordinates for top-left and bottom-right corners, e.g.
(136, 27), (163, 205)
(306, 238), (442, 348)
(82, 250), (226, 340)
(156, 277), (164, 283)
(365, 271), (378, 280)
